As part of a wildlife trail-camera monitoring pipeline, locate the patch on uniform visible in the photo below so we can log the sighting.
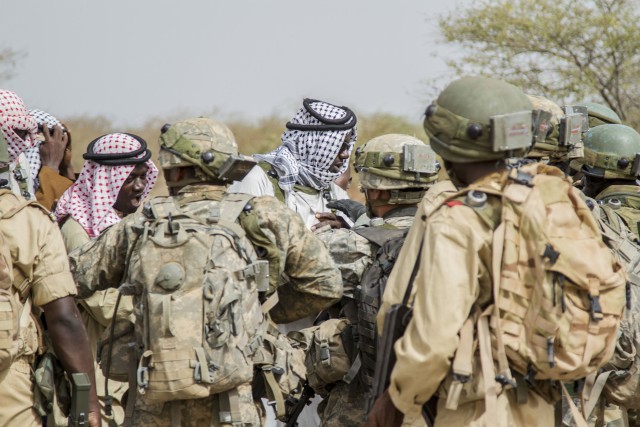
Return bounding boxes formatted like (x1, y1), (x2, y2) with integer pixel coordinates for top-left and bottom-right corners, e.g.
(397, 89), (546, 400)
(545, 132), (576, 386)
(445, 200), (464, 207)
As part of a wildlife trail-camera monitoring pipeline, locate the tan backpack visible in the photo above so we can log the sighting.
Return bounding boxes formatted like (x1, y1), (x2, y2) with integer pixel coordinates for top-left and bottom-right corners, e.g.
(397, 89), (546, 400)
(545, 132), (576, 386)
(122, 193), (268, 404)
(445, 164), (626, 424)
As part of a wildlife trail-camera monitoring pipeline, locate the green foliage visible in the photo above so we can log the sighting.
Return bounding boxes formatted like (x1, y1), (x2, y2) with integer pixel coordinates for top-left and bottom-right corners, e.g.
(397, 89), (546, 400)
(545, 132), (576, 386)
(439, 0), (640, 127)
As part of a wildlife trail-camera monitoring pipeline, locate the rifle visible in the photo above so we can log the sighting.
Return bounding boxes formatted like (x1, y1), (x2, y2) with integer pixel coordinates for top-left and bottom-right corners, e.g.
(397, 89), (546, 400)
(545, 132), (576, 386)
(283, 382), (316, 427)
(68, 373), (91, 427)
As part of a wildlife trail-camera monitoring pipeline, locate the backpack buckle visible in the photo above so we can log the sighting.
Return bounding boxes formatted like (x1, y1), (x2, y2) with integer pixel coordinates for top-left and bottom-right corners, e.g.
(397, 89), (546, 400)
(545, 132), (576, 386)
(495, 373), (517, 389)
(589, 295), (604, 321)
(508, 169), (534, 187)
(137, 366), (149, 389)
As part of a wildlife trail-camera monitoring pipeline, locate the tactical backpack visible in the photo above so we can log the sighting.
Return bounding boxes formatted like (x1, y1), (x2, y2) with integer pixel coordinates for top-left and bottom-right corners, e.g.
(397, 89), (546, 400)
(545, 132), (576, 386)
(113, 193), (268, 405)
(353, 226), (407, 391)
(576, 200), (640, 416)
(444, 163), (626, 426)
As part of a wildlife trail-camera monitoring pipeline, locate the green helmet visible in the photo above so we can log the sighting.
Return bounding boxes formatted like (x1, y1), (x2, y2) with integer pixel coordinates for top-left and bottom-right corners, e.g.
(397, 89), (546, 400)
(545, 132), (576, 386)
(159, 117), (255, 184)
(578, 124), (640, 180)
(424, 76), (534, 163)
(354, 133), (438, 197)
(577, 102), (622, 128)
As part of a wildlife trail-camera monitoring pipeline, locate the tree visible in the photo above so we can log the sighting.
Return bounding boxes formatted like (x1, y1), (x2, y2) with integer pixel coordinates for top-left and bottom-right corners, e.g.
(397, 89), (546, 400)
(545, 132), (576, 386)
(438, 0), (640, 126)
(0, 48), (22, 83)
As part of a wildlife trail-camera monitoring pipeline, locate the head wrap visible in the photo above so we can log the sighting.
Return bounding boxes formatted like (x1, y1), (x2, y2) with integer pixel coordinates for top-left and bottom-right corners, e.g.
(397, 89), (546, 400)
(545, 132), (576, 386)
(54, 133), (158, 238)
(25, 109), (65, 187)
(0, 90), (37, 161)
(255, 99), (357, 191)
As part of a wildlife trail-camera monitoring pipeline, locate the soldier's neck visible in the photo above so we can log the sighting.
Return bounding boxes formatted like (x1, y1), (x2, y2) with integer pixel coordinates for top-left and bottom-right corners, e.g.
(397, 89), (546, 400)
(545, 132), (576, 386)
(449, 160), (507, 187)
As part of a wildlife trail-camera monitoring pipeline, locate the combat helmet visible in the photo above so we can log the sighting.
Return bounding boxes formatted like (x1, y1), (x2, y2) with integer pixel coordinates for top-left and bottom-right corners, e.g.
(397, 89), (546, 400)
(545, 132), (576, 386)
(576, 102), (622, 128)
(578, 124), (640, 180)
(354, 133), (439, 204)
(423, 76), (535, 163)
(158, 117), (256, 186)
(526, 95), (585, 161)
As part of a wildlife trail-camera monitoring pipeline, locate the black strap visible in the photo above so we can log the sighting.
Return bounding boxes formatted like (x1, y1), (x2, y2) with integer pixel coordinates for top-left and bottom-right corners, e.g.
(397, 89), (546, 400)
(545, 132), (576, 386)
(83, 133), (151, 166)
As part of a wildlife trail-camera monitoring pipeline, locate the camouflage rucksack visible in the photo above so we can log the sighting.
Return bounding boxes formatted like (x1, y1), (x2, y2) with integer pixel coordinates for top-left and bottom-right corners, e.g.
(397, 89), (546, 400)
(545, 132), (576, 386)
(444, 163), (626, 421)
(121, 193), (268, 403)
(581, 200), (640, 411)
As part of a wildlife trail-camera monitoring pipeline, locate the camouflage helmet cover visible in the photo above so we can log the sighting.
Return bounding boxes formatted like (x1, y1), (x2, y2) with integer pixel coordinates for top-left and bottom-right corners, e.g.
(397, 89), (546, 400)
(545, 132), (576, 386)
(354, 133), (438, 190)
(158, 117), (238, 179)
(578, 124), (640, 180)
(424, 76), (533, 163)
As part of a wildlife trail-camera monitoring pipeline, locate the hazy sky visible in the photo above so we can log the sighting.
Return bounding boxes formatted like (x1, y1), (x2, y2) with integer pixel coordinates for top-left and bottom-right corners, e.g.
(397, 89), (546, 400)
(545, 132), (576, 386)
(2, 1), (465, 127)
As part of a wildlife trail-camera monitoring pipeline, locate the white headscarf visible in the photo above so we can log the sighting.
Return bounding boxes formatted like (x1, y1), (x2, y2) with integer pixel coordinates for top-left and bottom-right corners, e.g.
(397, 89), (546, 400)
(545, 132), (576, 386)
(256, 99), (357, 191)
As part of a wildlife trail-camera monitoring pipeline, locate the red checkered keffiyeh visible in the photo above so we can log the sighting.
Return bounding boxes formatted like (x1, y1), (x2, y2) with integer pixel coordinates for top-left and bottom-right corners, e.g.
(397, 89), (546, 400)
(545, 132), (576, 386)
(54, 133), (158, 238)
(0, 90), (37, 161)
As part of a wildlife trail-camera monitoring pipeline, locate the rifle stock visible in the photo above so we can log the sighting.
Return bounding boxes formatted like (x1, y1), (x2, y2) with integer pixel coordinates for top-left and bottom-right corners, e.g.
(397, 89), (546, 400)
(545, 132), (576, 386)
(284, 382), (315, 427)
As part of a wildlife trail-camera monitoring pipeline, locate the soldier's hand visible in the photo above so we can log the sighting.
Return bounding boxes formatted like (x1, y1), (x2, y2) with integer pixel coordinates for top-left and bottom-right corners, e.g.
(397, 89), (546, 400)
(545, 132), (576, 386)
(326, 199), (367, 222)
(311, 211), (348, 231)
(40, 125), (69, 173)
(364, 389), (403, 427)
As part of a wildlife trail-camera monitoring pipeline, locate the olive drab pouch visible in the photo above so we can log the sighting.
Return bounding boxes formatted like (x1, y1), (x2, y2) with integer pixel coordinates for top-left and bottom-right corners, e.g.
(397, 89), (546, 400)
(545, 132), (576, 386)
(97, 301), (135, 382)
(292, 318), (355, 397)
(127, 193), (267, 403)
(443, 163), (626, 424)
(252, 321), (307, 420)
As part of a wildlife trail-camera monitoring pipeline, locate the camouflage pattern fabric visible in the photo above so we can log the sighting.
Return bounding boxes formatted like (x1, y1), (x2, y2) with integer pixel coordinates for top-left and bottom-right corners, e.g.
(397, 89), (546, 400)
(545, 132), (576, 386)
(68, 184), (342, 423)
(129, 383), (260, 427)
(596, 184), (640, 238)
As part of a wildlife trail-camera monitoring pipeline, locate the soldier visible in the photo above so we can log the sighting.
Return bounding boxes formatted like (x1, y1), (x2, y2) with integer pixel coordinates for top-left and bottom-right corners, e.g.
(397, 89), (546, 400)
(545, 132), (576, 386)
(576, 102), (622, 128)
(55, 133), (159, 426)
(576, 124), (640, 238)
(312, 133), (442, 427)
(0, 118), (100, 426)
(68, 117), (342, 427)
(228, 98), (357, 230)
(366, 76), (624, 427)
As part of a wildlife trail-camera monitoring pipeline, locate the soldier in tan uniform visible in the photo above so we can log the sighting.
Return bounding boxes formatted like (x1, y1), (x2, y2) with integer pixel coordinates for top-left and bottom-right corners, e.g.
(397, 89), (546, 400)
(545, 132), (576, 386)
(313, 134), (442, 426)
(366, 76), (555, 427)
(0, 131), (100, 426)
(68, 117), (342, 427)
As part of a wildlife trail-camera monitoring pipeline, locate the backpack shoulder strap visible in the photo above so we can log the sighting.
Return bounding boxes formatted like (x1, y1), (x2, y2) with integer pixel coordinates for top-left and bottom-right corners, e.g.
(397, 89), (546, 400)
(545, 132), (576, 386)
(258, 161), (286, 204)
(354, 225), (406, 248)
(220, 193), (254, 224)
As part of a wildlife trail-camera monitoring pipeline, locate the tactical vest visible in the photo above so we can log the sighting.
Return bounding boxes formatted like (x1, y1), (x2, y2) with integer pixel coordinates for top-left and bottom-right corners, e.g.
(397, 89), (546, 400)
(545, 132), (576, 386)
(596, 185), (640, 239)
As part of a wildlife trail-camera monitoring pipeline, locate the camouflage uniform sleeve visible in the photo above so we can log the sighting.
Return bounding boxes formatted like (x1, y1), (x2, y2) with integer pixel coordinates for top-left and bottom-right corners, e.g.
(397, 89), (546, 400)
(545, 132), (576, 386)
(388, 206), (492, 418)
(247, 196), (343, 323)
(314, 227), (375, 298)
(68, 216), (137, 299)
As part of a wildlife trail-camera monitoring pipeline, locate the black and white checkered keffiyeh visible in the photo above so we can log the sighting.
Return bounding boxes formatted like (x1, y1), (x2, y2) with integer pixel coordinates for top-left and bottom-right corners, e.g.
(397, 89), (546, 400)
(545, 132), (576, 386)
(25, 109), (65, 189)
(256, 100), (357, 191)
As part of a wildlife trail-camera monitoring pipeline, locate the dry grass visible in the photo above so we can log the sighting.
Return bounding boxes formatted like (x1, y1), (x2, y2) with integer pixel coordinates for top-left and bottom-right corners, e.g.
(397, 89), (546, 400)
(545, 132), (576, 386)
(65, 112), (428, 201)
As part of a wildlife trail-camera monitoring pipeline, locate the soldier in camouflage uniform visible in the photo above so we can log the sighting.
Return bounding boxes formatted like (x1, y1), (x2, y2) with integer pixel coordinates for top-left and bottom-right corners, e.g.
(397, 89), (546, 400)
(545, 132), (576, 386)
(312, 134), (441, 426)
(68, 117), (342, 427)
